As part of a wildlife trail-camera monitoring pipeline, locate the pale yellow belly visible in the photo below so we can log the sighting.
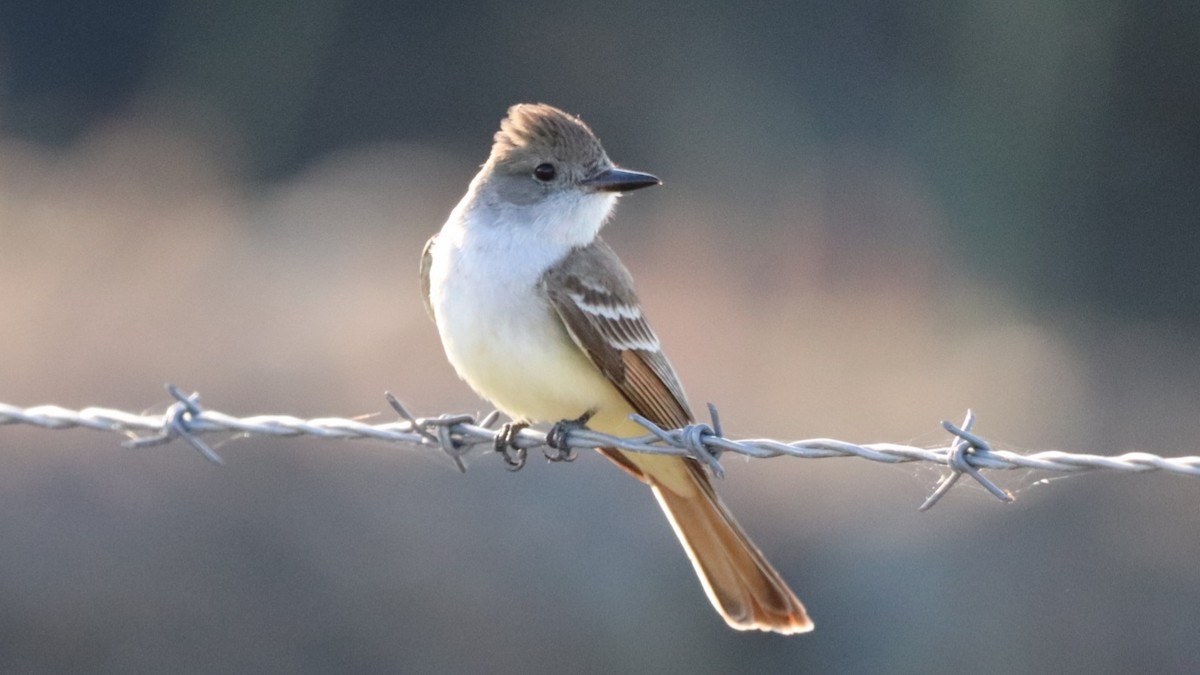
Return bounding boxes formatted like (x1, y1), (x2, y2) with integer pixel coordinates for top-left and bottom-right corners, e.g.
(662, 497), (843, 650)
(439, 288), (629, 426)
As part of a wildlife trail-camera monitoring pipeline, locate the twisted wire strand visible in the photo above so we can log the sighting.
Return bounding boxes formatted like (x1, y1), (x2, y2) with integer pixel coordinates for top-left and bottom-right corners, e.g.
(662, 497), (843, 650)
(2, 387), (1198, 509)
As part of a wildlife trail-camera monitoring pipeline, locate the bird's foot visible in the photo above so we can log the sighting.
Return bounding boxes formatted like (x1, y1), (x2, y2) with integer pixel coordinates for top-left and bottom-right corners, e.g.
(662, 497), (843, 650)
(543, 410), (594, 462)
(494, 421), (529, 471)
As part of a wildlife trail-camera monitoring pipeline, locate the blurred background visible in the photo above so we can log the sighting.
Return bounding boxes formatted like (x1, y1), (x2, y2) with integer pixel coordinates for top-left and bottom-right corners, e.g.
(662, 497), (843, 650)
(2, 1), (1198, 673)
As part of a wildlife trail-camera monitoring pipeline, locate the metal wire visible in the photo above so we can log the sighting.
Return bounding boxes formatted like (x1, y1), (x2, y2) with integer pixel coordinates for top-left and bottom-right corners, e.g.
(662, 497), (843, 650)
(2, 385), (1198, 510)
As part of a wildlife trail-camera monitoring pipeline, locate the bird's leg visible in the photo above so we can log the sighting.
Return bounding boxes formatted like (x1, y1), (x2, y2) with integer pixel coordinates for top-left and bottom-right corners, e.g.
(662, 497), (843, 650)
(494, 421), (529, 471)
(544, 409), (595, 462)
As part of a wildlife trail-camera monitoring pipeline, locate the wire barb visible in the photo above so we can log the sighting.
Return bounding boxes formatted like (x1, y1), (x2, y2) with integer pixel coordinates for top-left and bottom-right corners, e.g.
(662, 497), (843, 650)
(123, 385), (225, 466)
(385, 392), (475, 473)
(919, 411), (1014, 511)
(627, 414), (725, 478)
(4, 388), (1200, 509)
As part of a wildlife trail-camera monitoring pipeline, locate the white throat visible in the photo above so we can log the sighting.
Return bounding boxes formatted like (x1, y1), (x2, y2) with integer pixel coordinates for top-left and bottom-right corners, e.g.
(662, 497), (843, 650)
(480, 179), (617, 248)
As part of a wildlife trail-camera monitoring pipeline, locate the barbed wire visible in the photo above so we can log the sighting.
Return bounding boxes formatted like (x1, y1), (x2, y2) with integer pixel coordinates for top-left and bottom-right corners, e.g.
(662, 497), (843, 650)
(2, 385), (1198, 511)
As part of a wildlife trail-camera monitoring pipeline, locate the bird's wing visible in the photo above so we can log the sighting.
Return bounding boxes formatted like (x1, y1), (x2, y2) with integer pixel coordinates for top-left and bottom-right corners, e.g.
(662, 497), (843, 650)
(539, 238), (693, 430)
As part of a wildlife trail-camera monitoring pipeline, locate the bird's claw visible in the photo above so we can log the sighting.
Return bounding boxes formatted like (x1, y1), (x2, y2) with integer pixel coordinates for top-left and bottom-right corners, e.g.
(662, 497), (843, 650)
(494, 421), (529, 471)
(543, 410), (594, 462)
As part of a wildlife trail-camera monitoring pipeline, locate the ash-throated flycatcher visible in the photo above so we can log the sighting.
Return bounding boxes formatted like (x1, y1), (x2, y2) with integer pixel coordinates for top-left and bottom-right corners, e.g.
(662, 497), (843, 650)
(421, 103), (812, 634)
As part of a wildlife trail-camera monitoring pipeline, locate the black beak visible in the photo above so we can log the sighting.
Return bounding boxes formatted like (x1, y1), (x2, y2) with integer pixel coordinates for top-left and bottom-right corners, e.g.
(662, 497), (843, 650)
(582, 167), (661, 193)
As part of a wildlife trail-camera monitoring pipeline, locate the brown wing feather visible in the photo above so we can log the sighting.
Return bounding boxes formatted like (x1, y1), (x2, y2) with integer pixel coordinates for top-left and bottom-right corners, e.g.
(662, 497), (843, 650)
(620, 351), (690, 429)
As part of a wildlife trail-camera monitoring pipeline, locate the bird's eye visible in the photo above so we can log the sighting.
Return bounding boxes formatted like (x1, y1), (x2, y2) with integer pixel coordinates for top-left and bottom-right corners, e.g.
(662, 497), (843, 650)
(533, 163), (557, 182)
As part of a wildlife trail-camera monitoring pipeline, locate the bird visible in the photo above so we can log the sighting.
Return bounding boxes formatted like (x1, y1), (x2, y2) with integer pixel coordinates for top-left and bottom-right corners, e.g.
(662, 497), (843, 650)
(420, 103), (812, 634)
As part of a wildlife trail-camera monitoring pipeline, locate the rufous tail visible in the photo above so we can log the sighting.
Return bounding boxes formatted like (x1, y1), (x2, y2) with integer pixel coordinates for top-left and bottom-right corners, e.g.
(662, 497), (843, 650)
(614, 451), (812, 634)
